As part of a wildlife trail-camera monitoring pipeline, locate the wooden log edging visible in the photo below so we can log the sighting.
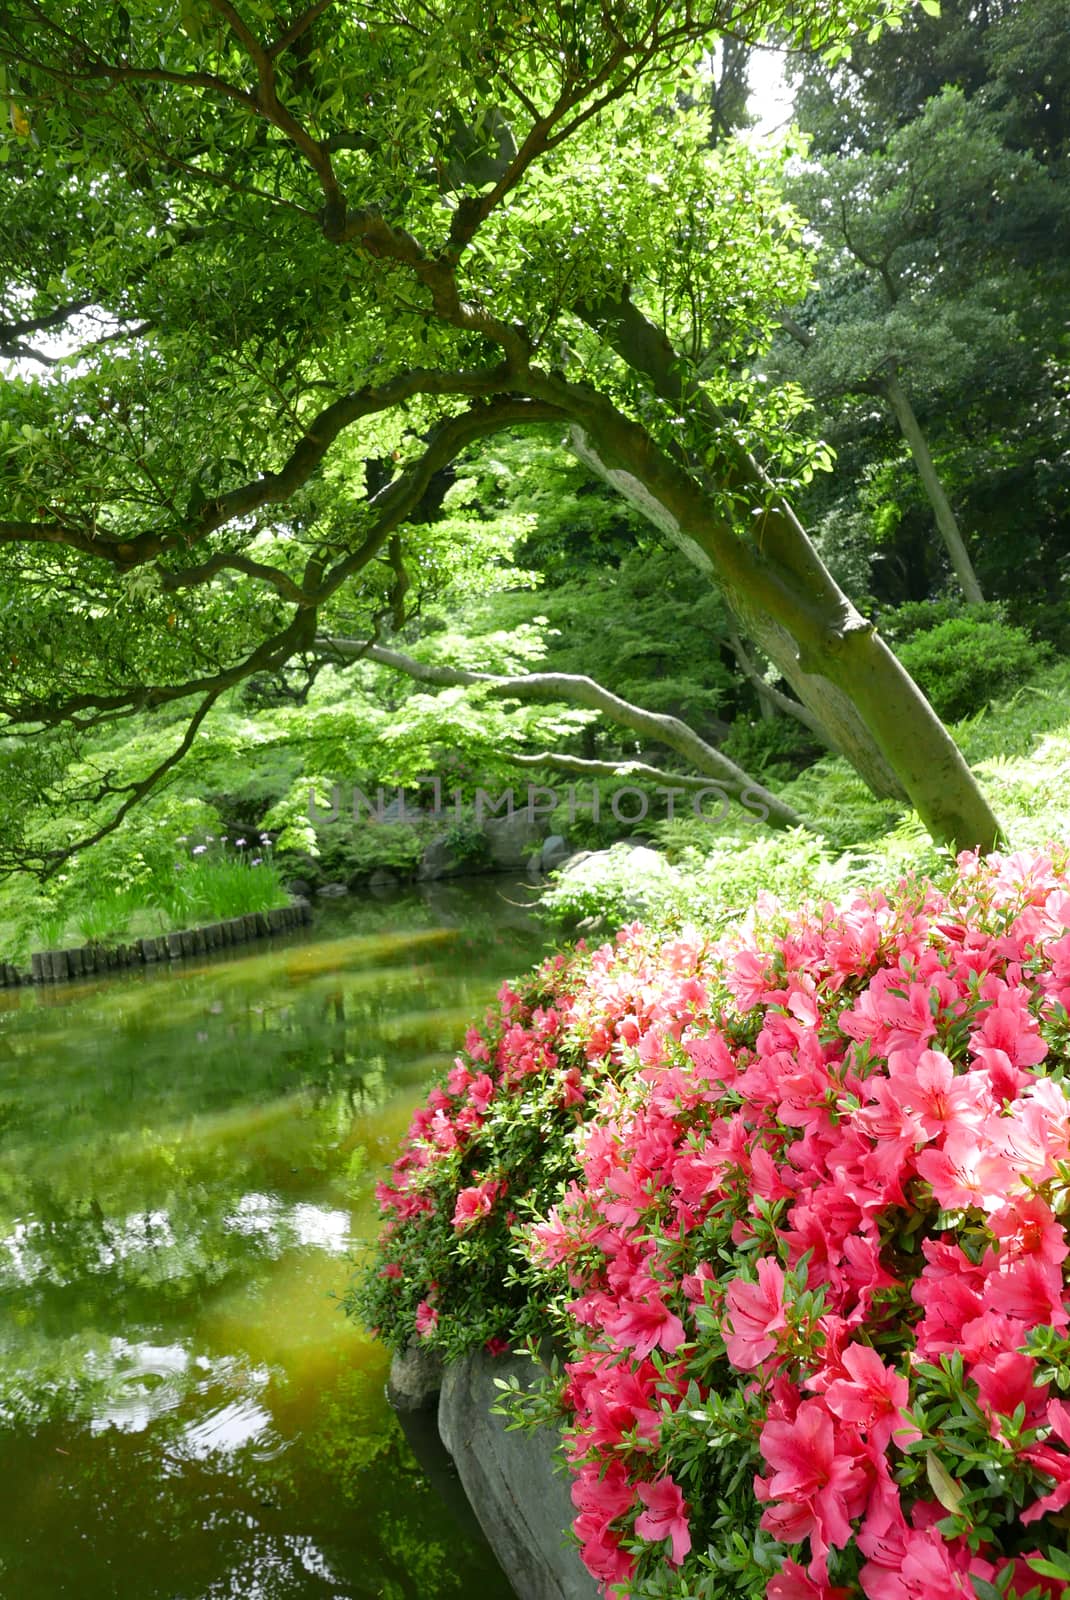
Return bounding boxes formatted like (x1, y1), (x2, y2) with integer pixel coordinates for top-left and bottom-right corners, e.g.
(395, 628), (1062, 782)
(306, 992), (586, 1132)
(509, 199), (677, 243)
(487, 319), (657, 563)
(2, 897), (313, 987)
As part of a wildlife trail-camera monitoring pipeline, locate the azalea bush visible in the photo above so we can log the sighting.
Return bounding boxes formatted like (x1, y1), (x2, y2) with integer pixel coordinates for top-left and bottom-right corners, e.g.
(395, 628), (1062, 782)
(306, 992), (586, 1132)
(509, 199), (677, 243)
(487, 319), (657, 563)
(354, 846), (1070, 1600)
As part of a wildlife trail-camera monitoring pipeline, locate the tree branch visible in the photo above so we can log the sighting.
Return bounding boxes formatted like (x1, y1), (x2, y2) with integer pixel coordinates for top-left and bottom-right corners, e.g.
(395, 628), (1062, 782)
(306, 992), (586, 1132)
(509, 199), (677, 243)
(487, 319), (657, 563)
(206, 0), (346, 217)
(726, 631), (833, 745)
(35, 688), (223, 875)
(509, 751), (735, 793)
(316, 638), (808, 831)
(1, 364), (519, 568)
(266, 0), (335, 59)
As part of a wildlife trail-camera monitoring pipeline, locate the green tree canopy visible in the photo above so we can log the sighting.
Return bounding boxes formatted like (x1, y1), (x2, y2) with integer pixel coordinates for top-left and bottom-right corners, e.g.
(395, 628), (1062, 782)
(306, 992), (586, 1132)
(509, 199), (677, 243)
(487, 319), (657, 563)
(0, 0), (1002, 870)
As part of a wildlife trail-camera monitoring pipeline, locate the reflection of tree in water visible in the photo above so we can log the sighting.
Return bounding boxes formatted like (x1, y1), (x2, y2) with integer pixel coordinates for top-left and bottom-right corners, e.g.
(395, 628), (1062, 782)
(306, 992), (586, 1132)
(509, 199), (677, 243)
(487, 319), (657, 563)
(1, 1343), (507, 1600)
(0, 890), (541, 1595)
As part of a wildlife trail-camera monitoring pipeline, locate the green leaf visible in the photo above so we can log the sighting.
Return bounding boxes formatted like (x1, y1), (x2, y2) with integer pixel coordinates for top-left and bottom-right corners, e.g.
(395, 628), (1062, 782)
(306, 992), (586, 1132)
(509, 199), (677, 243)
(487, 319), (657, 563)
(925, 1450), (965, 1515)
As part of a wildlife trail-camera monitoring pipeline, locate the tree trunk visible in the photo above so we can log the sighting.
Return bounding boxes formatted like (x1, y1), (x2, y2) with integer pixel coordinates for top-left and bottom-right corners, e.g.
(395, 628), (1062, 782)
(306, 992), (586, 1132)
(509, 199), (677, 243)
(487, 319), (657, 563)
(547, 305), (1001, 852)
(880, 368), (985, 607)
(568, 425), (907, 800)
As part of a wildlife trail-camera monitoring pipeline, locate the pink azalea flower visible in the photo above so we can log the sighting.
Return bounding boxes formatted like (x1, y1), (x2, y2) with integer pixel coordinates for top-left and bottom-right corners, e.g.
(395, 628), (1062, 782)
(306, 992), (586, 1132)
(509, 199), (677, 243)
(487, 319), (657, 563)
(467, 1071), (495, 1113)
(824, 1344), (917, 1451)
(757, 1400), (868, 1577)
(914, 1125), (1018, 1211)
(573, 1514), (635, 1587)
(766, 1560), (852, 1600)
(634, 1476), (691, 1565)
(723, 1257), (788, 1369)
(570, 1458), (636, 1525)
(414, 1299), (438, 1337)
(604, 1293), (686, 1360)
(988, 1195), (1069, 1269)
(972, 1351), (1050, 1440)
(452, 1178), (502, 1231)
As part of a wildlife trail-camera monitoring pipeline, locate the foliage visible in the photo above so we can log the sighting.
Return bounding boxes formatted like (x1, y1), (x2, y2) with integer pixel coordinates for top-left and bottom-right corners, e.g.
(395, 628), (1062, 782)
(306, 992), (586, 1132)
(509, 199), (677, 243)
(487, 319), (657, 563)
(355, 845), (1070, 1599)
(347, 951), (599, 1359)
(538, 841), (683, 933)
(160, 834), (289, 923)
(895, 617), (1046, 723)
(1, 0), (994, 874)
(781, 6), (1070, 618)
(440, 817), (492, 869)
(720, 713), (824, 782)
(1, 831), (288, 957)
(312, 819), (427, 884)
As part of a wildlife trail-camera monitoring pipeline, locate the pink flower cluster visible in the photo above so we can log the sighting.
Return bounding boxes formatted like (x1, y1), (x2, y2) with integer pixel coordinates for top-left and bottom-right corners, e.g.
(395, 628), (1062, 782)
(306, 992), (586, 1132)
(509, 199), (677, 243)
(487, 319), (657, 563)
(372, 973), (591, 1316)
(525, 849), (1070, 1598)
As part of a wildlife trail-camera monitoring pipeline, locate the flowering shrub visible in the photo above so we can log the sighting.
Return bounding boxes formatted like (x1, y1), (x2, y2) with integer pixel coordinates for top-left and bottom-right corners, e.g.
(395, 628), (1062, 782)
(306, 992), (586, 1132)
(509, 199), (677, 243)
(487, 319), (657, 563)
(354, 847), (1070, 1600)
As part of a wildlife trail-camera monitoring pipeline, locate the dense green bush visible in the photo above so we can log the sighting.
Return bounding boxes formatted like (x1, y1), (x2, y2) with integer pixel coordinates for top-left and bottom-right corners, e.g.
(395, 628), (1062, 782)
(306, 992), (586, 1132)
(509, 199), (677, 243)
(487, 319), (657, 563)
(895, 615), (1045, 721)
(439, 817), (491, 868)
(719, 711), (823, 780)
(313, 820), (426, 882)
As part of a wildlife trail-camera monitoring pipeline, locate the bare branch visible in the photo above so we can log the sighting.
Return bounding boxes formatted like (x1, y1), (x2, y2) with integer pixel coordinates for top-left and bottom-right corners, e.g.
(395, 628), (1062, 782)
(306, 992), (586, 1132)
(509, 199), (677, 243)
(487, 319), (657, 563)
(317, 638), (807, 831)
(509, 751), (730, 793)
(727, 631), (833, 745)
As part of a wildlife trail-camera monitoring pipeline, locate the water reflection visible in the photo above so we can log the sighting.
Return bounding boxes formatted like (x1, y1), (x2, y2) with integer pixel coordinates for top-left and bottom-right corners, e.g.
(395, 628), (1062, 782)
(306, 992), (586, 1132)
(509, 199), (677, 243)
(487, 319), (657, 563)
(0, 879), (544, 1598)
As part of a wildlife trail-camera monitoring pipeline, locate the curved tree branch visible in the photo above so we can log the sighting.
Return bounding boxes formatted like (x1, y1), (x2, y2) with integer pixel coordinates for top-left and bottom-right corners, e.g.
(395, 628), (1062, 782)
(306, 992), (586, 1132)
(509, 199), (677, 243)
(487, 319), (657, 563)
(726, 631), (833, 746)
(0, 363), (519, 569)
(316, 637), (807, 832)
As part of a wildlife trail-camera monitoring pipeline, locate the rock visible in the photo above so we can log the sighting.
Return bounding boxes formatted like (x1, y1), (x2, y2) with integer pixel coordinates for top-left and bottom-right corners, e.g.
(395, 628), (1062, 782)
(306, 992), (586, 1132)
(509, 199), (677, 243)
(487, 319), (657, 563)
(438, 1350), (599, 1600)
(418, 836), (467, 880)
(540, 834), (570, 873)
(388, 1341), (445, 1414)
(484, 810), (545, 871)
(316, 882), (349, 898)
(285, 878), (312, 898)
(367, 868), (400, 890)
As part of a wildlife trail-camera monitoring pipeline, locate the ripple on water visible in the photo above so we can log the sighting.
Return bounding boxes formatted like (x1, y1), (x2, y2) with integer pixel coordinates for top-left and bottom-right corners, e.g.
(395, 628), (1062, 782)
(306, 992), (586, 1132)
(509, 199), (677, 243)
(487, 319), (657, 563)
(178, 1395), (276, 1460)
(89, 1339), (190, 1435)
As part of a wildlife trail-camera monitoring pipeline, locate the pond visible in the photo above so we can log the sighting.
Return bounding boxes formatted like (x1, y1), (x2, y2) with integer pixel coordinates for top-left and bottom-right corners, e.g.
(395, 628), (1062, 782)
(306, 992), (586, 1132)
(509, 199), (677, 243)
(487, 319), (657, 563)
(0, 876), (549, 1599)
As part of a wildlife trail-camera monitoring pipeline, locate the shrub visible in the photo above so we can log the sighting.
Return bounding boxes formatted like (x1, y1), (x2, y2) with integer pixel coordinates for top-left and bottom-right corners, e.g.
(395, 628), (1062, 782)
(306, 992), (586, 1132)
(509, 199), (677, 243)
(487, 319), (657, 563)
(315, 819), (426, 881)
(354, 846), (1070, 1600)
(894, 616), (1045, 722)
(440, 816), (491, 869)
(538, 842), (683, 933)
(720, 713), (823, 782)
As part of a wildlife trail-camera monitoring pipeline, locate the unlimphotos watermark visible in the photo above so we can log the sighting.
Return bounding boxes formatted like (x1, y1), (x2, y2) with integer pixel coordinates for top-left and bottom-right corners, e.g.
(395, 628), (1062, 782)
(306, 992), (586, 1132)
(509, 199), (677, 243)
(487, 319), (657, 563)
(308, 777), (770, 828)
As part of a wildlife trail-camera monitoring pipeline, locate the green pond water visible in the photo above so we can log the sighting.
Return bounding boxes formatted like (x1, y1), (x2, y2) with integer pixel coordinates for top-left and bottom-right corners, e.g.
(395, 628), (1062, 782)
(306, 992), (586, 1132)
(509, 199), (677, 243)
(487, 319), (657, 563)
(0, 877), (549, 1599)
